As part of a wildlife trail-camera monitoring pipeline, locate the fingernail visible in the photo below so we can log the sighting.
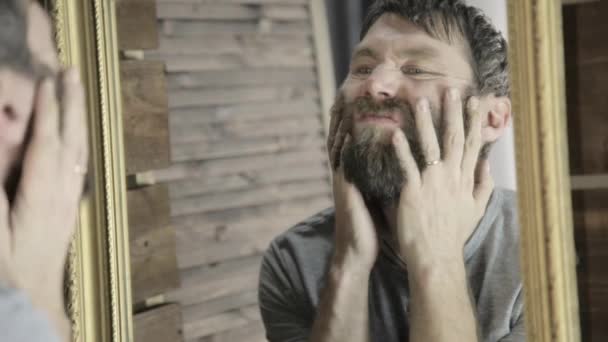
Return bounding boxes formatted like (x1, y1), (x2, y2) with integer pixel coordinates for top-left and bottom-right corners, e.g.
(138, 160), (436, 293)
(417, 98), (429, 112)
(66, 67), (80, 83)
(449, 88), (460, 101)
(469, 96), (479, 110)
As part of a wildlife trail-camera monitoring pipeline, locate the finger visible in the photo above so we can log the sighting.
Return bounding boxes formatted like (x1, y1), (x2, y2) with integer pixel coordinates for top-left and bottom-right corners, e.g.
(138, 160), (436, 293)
(442, 88), (465, 167)
(326, 101), (344, 155)
(474, 159), (494, 209)
(462, 97), (482, 188)
(61, 68), (86, 148)
(32, 78), (60, 142)
(330, 120), (347, 170)
(60, 68), (89, 194)
(339, 133), (353, 169)
(0, 191), (10, 261)
(414, 98), (441, 164)
(392, 130), (421, 187)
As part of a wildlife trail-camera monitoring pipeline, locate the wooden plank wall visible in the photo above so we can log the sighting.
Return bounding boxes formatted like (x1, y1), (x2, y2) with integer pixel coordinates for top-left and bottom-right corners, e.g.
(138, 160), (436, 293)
(563, 1), (608, 341)
(116, 0), (184, 341)
(144, 0), (333, 341)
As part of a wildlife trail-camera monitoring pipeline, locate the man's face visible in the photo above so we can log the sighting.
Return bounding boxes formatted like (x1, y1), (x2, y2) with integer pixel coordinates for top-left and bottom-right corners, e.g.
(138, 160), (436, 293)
(0, 2), (58, 183)
(336, 13), (478, 205)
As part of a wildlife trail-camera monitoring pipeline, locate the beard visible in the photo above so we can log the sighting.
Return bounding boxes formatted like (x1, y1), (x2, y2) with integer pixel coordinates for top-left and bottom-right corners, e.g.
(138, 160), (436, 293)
(333, 91), (491, 207)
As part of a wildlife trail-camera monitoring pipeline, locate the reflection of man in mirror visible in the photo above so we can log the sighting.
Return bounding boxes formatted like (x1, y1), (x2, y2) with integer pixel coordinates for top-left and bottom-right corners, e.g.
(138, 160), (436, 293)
(260, 1), (521, 341)
(0, 0), (87, 341)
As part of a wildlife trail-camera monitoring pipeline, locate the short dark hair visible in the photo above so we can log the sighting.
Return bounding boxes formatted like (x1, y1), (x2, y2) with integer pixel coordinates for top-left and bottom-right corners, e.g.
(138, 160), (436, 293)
(361, 0), (510, 97)
(0, 0), (33, 76)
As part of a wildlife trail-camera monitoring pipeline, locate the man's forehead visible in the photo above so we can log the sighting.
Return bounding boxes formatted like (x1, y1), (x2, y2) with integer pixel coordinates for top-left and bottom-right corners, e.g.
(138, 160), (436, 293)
(356, 13), (470, 60)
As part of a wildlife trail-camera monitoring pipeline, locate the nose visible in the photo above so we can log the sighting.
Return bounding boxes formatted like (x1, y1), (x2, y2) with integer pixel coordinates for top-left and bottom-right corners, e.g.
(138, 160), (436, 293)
(365, 67), (400, 102)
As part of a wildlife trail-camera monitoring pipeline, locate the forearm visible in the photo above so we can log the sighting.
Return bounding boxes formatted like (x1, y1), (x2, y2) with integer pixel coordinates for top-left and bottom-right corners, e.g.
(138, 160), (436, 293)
(310, 256), (372, 342)
(408, 258), (478, 342)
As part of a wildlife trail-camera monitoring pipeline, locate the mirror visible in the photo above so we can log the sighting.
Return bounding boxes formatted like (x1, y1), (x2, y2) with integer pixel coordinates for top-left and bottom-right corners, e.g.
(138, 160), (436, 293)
(33, 0), (608, 341)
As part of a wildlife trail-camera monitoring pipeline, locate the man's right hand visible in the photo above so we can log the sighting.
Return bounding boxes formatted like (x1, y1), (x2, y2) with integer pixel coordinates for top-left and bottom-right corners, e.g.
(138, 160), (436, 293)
(326, 108), (378, 273)
(308, 109), (377, 342)
(0, 68), (88, 339)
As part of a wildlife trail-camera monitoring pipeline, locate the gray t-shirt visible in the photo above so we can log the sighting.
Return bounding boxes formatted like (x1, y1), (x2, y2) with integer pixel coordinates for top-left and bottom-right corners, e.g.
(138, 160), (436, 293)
(259, 188), (525, 342)
(0, 285), (60, 342)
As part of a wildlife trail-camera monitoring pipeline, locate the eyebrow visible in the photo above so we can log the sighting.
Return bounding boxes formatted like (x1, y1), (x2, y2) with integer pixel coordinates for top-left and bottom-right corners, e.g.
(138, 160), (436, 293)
(352, 45), (441, 61)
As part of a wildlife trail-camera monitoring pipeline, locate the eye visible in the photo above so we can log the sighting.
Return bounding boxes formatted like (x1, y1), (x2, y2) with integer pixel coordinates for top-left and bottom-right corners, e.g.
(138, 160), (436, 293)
(401, 66), (426, 75)
(353, 65), (373, 76)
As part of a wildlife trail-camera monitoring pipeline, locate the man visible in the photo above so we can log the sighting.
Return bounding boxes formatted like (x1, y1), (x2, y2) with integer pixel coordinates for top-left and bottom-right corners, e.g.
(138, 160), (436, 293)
(0, 0), (88, 341)
(259, 1), (522, 341)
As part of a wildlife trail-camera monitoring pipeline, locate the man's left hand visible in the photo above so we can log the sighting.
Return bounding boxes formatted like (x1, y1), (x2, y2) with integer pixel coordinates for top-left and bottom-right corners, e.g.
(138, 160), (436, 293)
(391, 88), (494, 269)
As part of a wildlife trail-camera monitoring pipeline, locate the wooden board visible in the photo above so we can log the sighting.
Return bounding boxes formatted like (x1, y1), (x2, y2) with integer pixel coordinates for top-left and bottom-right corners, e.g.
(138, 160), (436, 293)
(194, 321), (267, 342)
(134, 304), (184, 342)
(166, 255), (262, 306)
(157, 0), (307, 4)
(128, 185), (180, 303)
(171, 195), (331, 231)
(153, 147), (326, 183)
(117, 0), (159, 50)
(564, 2), (608, 341)
(121, 60), (171, 174)
(159, 19), (312, 37)
(168, 85), (318, 108)
(175, 210), (313, 268)
(183, 305), (262, 340)
(157, 4), (261, 20)
(142, 0), (332, 338)
(563, 1), (608, 175)
(168, 99), (320, 126)
(168, 162), (328, 199)
(166, 68), (316, 88)
(181, 290), (258, 324)
(572, 190), (608, 341)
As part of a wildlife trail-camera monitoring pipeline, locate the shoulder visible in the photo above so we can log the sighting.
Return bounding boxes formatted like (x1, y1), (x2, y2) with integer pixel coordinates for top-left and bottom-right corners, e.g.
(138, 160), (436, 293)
(491, 187), (519, 238)
(262, 207), (336, 272)
(258, 208), (336, 316)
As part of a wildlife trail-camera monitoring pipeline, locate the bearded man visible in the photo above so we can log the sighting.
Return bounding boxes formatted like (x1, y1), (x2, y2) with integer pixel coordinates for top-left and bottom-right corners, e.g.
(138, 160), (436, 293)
(259, 1), (522, 341)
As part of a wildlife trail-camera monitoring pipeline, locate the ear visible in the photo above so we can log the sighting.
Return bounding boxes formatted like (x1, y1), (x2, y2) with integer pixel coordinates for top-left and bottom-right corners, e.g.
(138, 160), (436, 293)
(481, 95), (511, 143)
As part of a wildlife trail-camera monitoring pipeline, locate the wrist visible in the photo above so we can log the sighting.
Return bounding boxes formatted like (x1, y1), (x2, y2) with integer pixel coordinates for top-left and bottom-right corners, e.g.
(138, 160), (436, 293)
(407, 255), (467, 288)
(331, 251), (373, 280)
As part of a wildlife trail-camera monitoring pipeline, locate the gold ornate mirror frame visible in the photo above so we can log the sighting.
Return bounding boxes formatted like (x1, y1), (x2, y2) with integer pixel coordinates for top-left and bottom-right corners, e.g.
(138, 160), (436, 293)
(51, 0), (133, 341)
(508, 0), (581, 341)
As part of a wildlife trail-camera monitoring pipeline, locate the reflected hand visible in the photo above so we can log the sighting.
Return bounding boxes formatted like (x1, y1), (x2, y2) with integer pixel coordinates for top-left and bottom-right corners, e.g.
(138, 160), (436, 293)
(0, 68), (88, 338)
(327, 109), (378, 272)
(391, 89), (494, 267)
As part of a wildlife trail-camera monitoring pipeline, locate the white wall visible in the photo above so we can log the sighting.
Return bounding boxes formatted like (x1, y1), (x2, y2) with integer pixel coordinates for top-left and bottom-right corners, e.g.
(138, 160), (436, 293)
(467, 0), (517, 190)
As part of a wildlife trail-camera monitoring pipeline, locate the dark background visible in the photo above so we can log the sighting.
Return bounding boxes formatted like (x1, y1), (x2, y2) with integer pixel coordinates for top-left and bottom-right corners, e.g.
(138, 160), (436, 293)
(326, 0), (374, 85)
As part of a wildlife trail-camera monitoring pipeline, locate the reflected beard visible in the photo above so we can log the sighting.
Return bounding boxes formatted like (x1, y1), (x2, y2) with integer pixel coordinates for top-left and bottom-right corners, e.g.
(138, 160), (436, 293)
(335, 91), (491, 207)
(342, 128), (406, 206)
(338, 95), (432, 206)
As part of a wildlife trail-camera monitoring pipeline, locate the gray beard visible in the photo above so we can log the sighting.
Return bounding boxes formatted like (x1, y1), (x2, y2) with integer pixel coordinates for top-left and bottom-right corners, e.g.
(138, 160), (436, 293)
(342, 127), (426, 207)
(335, 89), (490, 207)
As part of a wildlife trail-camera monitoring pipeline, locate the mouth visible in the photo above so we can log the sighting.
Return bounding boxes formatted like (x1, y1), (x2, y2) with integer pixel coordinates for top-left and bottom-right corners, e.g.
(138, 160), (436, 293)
(357, 112), (400, 126)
